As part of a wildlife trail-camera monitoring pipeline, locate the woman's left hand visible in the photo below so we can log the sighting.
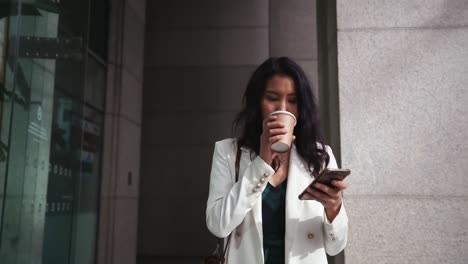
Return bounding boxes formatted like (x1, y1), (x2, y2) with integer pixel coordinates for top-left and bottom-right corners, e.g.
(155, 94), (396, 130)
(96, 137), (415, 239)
(302, 180), (347, 221)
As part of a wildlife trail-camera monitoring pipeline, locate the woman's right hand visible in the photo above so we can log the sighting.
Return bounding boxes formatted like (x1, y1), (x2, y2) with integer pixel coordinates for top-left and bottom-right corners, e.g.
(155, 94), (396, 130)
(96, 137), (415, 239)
(259, 115), (289, 165)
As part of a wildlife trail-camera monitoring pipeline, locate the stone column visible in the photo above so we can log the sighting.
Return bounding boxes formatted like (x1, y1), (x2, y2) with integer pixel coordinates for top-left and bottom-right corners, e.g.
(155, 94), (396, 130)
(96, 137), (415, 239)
(97, 0), (145, 264)
(337, 0), (468, 263)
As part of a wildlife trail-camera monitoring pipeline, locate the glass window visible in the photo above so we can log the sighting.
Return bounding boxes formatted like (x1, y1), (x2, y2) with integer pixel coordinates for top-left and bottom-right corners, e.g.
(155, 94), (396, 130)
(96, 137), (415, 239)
(0, 1), (108, 264)
(70, 105), (103, 264)
(84, 55), (106, 111)
(42, 90), (82, 264)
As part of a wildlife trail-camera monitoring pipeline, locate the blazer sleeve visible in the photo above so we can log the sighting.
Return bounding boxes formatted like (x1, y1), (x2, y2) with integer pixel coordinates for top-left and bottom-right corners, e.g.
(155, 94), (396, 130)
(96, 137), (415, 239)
(322, 145), (349, 256)
(206, 141), (275, 238)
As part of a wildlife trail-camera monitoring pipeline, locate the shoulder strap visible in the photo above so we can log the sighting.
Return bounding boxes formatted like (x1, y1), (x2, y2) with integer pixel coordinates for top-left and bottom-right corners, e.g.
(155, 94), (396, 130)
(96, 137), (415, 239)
(235, 142), (241, 182)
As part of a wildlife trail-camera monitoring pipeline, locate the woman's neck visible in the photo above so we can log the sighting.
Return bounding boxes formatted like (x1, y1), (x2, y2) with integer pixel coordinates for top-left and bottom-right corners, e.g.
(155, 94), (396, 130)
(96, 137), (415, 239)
(277, 152), (291, 164)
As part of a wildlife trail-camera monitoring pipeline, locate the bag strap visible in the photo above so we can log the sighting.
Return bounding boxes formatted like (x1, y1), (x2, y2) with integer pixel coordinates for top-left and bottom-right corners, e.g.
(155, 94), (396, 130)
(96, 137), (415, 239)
(219, 143), (242, 262)
(235, 143), (241, 182)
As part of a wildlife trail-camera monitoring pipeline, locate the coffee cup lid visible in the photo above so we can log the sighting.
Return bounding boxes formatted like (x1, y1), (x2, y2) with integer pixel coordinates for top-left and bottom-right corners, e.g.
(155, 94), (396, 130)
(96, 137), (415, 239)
(269, 110), (297, 125)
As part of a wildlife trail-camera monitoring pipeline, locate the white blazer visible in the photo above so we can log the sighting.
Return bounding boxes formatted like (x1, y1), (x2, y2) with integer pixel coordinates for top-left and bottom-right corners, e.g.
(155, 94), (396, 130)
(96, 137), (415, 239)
(206, 138), (348, 264)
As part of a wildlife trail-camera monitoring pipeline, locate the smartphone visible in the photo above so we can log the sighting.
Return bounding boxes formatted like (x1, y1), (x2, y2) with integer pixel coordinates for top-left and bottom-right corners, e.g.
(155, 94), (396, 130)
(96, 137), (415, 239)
(298, 168), (351, 200)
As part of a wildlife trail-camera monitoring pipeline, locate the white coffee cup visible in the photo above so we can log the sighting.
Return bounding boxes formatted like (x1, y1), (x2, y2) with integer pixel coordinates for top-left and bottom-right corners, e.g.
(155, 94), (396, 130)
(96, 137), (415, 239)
(269, 110), (297, 153)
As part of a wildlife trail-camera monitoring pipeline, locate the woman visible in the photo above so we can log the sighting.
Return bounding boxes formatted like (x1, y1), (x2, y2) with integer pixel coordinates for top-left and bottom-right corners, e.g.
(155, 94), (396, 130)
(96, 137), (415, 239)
(206, 57), (348, 264)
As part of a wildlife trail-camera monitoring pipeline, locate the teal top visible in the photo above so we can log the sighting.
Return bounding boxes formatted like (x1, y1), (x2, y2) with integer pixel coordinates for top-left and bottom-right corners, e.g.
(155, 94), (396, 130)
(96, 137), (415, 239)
(262, 180), (287, 264)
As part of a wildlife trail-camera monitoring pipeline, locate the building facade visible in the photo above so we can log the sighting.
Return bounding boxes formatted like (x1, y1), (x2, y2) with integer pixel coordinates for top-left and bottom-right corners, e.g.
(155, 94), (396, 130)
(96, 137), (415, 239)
(1, 1), (467, 264)
(0, 0), (145, 264)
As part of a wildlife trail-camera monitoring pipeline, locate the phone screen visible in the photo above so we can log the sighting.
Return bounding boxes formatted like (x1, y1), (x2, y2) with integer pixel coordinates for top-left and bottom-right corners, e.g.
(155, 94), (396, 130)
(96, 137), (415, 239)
(314, 169), (350, 186)
(298, 168), (350, 200)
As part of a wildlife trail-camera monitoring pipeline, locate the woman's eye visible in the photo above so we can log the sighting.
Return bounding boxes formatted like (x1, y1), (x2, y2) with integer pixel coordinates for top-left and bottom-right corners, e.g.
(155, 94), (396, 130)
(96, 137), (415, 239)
(266, 96), (278, 101)
(289, 98), (297, 104)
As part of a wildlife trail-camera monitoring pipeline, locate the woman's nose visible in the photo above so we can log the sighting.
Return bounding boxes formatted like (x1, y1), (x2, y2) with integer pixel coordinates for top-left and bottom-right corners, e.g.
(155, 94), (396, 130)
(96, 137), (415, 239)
(278, 99), (287, 111)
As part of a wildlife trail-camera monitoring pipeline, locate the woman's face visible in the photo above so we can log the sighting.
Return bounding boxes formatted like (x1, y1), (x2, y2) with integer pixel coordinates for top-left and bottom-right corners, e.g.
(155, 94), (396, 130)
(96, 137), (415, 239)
(261, 75), (298, 120)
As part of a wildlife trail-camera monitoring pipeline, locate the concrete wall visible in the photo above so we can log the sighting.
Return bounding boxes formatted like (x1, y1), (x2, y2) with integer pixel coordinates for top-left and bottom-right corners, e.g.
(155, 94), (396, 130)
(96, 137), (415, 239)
(139, 0), (322, 263)
(336, 0), (468, 263)
(98, 1), (146, 264)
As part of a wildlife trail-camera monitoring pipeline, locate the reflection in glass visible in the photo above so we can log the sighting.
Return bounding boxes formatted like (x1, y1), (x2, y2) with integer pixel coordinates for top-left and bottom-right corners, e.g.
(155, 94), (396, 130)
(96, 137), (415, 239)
(84, 55), (106, 111)
(42, 91), (81, 263)
(0, 1), (107, 264)
(70, 105), (103, 264)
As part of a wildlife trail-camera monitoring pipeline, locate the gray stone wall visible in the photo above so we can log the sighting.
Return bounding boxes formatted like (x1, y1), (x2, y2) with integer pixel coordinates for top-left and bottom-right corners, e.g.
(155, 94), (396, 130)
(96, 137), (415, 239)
(336, 0), (468, 263)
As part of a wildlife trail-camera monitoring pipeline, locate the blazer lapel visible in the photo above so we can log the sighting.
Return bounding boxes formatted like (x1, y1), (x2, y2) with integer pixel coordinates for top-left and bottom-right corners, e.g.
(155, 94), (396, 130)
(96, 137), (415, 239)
(239, 145), (313, 262)
(240, 147), (264, 245)
(285, 144), (314, 262)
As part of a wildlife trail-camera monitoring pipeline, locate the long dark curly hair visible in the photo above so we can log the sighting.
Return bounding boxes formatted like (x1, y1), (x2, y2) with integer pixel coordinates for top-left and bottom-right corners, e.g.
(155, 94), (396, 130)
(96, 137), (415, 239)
(233, 57), (329, 177)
